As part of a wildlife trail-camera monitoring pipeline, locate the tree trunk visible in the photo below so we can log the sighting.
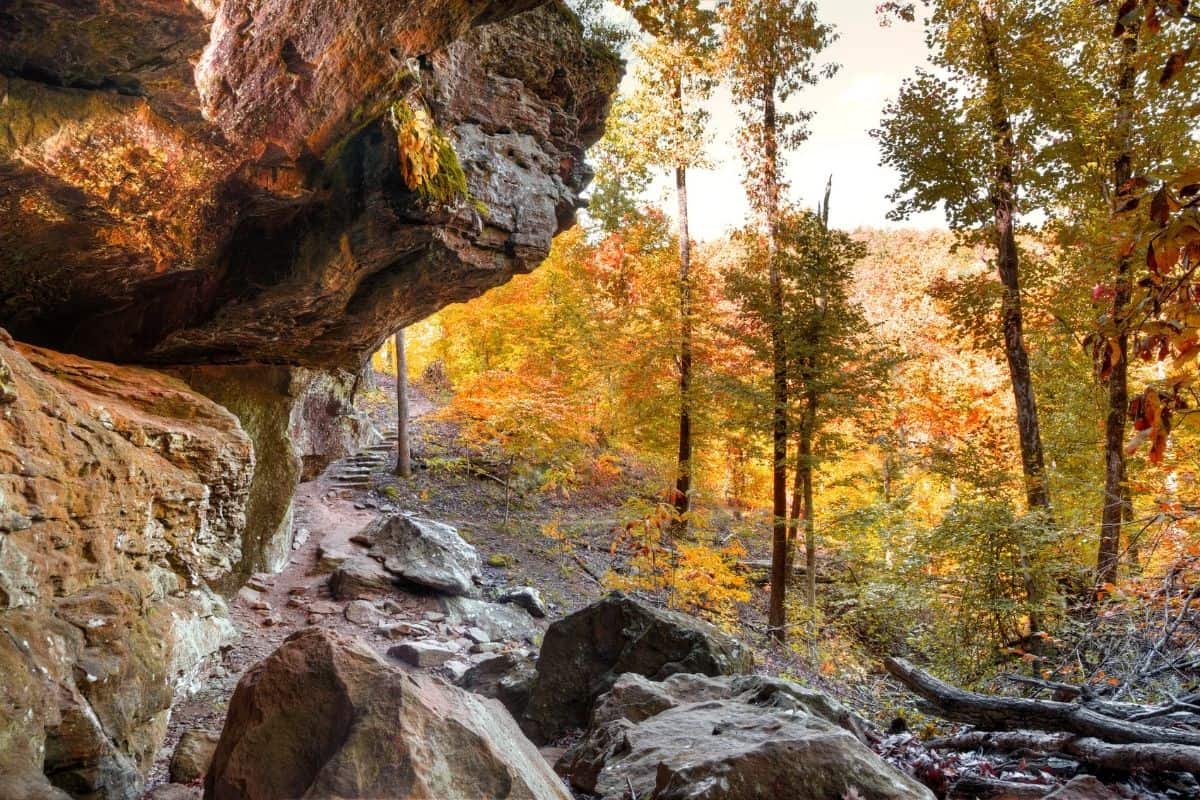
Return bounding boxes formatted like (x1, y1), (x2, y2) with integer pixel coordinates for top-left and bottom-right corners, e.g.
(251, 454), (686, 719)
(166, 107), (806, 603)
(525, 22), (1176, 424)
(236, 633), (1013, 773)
(789, 400), (817, 609)
(801, 413), (816, 610)
(978, 7), (1051, 516)
(673, 82), (694, 528)
(394, 329), (412, 479)
(1097, 24), (1139, 588)
(977, 6), (1048, 635)
(763, 80), (789, 644)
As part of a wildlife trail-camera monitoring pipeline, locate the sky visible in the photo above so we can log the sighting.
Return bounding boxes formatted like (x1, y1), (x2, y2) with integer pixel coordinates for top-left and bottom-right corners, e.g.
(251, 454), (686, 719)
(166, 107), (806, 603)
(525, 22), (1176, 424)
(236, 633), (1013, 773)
(631, 0), (948, 240)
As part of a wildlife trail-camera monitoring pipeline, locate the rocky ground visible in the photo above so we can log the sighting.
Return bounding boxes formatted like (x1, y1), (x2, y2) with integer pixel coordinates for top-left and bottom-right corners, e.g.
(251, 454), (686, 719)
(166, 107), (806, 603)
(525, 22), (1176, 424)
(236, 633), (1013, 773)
(147, 378), (611, 793)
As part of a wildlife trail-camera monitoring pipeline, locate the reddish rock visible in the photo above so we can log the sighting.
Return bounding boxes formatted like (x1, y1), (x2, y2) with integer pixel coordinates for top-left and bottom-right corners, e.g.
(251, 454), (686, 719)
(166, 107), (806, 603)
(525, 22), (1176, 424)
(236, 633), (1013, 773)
(0, 3), (620, 368)
(205, 627), (571, 800)
(0, 335), (248, 798)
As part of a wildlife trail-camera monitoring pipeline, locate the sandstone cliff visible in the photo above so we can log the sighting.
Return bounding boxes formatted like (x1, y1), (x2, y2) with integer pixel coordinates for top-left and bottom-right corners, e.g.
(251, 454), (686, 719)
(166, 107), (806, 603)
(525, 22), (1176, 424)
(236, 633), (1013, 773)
(0, 1), (619, 368)
(0, 1), (620, 796)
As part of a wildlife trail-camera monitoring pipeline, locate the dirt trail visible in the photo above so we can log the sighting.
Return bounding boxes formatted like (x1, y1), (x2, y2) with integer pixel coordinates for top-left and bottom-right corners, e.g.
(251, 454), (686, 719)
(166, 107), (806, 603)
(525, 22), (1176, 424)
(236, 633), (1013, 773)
(145, 385), (513, 790)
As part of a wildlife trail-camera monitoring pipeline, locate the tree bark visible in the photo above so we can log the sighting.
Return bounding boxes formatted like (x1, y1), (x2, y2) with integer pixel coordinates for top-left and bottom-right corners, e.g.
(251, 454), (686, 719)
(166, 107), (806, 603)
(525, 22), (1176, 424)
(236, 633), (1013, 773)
(977, 6), (1048, 635)
(672, 70), (694, 529)
(763, 79), (789, 644)
(394, 328), (412, 478)
(977, 6), (1051, 515)
(884, 657), (1200, 746)
(1097, 23), (1140, 588)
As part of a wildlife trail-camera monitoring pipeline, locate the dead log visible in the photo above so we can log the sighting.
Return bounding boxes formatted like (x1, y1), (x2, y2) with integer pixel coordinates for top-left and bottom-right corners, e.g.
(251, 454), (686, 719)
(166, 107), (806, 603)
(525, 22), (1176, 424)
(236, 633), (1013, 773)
(1000, 674), (1200, 727)
(929, 730), (1200, 775)
(884, 657), (1200, 747)
(945, 775), (1047, 799)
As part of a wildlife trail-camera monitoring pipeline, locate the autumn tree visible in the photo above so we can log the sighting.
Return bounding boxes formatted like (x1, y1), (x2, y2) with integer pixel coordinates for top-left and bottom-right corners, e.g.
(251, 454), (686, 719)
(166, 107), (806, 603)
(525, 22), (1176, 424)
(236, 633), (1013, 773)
(875, 0), (1055, 520)
(721, 0), (837, 643)
(1032, 1), (1200, 587)
(726, 189), (890, 616)
(612, 0), (718, 527)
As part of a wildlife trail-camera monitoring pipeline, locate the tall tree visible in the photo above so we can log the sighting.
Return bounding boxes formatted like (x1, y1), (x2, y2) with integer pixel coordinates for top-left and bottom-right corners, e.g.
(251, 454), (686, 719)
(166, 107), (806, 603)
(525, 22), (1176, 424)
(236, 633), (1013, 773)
(613, 0), (717, 528)
(875, 0), (1054, 517)
(1030, 1), (1200, 587)
(721, 0), (837, 642)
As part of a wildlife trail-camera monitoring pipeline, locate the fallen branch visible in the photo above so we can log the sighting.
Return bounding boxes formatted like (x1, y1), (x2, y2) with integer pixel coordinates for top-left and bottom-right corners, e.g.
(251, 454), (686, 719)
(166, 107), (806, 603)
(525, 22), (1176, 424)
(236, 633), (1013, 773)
(884, 657), (1200, 746)
(929, 730), (1200, 775)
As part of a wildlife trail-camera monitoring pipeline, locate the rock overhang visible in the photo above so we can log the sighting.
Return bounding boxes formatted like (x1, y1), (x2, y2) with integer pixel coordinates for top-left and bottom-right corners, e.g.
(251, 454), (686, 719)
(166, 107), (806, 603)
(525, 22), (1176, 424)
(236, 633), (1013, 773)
(0, 0), (622, 369)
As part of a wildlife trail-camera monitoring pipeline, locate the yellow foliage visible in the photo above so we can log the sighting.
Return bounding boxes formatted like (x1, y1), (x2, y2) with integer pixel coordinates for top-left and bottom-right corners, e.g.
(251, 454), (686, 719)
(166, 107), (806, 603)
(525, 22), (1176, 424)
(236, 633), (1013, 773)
(605, 502), (750, 622)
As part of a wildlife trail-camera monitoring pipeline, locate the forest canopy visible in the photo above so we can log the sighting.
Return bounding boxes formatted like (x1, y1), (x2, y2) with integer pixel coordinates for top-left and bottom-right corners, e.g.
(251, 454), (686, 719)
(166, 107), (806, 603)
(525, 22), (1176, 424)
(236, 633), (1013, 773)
(380, 0), (1200, 697)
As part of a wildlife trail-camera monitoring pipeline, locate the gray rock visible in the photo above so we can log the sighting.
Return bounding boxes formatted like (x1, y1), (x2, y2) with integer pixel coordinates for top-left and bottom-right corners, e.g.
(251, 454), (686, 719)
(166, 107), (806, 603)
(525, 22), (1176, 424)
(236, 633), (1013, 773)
(441, 596), (541, 645)
(315, 547), (351, 573)
(356, 515), (482, 597)
(235, 586), (263, 606)
(169, 729), (221, 784)
(563, 689), (933, 800)
(586, 673), (869, 742)
(522, 592), (753, 744)
(457, 652), (538, 718)
(497, 586), (548, 618)
(329, 557), (395, 601)
(306, 600), (341, 615)
(389, 641), (459, 668)
(291, 528), (310, 550)
(344, 600), (382, 626)
(443, 659), (471, 682)
(465, 626), (491, 644)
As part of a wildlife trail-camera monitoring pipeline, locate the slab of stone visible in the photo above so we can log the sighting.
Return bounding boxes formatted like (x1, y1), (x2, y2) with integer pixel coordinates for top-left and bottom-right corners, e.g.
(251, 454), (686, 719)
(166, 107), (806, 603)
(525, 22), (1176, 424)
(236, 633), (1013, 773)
(389, 641), (459, 668)
(497, 586), (548, 618)
(329, 557), (395, 601)
(344, 600), (382, 626)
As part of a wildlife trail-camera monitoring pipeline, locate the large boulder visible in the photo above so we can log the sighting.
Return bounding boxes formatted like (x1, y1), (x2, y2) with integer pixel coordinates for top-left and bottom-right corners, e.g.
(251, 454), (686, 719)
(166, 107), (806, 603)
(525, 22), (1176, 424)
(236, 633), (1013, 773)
(562, 673), (933, 800)
(522, 592), (753, 744)
(0, 2), (621, 369)
(0, 334), (246, 798)
(204, 627), (572, 800)
(357, 514), (482, 597)
(169, 730), (221, 785)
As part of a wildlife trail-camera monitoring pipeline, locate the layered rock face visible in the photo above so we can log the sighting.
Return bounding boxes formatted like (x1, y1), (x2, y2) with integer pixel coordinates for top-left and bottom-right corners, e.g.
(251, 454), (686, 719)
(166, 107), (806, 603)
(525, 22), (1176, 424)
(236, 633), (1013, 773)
(0, 0), (620, 368)
(174, 365), (377, 583)
(0, 332), (247, 799)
